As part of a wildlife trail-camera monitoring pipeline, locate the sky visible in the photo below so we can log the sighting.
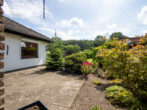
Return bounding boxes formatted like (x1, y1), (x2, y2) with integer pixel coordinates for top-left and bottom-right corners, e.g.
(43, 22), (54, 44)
(3, 0), (147, 40)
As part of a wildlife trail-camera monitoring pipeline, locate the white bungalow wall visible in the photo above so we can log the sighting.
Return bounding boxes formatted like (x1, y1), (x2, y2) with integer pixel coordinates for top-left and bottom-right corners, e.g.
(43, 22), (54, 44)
(3, 33), (48, 72)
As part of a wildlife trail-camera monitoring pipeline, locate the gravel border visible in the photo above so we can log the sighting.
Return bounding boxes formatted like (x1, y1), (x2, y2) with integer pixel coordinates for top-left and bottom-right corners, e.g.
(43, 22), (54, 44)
(70, 74), (126, 110)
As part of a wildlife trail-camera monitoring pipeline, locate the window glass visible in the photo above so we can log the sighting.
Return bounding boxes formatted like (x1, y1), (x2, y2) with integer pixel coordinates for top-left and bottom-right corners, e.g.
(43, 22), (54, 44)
(21, 41), (38, 58)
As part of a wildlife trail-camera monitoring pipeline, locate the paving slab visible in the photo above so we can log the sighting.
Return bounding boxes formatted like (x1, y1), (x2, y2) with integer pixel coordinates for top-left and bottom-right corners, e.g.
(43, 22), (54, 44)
(4, 66), (84, 110)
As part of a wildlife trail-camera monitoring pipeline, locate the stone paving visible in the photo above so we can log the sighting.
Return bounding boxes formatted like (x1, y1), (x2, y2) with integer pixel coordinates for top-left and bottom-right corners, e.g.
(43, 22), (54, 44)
(4, 66), (84, 110)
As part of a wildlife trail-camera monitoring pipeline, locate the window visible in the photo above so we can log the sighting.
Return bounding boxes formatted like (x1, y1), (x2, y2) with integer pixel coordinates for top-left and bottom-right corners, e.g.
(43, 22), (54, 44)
(21, 41), (38, 59)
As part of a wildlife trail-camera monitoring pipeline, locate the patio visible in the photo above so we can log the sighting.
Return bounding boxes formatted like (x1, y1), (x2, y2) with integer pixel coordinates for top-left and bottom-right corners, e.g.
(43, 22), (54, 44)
(4, 66), (84, 110)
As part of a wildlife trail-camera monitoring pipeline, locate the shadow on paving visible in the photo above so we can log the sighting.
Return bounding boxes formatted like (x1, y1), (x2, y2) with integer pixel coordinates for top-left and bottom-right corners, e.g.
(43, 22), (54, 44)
(95, 83), (115, 91)
(32, 68), (88, 81)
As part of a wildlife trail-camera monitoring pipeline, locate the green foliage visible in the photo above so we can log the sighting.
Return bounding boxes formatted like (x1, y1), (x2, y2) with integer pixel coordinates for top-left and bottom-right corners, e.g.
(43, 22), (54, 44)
(46, 49), (63, 70)
(91, 106), (102, 110)
(64, 53), (87, 74)
(92, 46), (104, 68)
(62, 40), (94, 50)
(46, 51), (50, 61)
(46, 35), (107, 54)
(87, 58), (93, 63)
(94, 35), (105, 47)
(46, 37), (63, 51)
(97, 38), (130, 79)
(83, 49), (92, 59)
(63, 44), (81, 55)
(108, 79), (122, 84)
(92, 47), (98, 60)
(93, 81), (102, 85)
(109, 32), (127, 40)
(97, 35), (147, 109)
(105, 86), (135, 108)
(97, 69), (107, 79)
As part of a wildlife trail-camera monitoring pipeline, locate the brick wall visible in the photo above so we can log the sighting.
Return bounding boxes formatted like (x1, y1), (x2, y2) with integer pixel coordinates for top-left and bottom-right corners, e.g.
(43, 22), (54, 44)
(0, 0), (4, 109)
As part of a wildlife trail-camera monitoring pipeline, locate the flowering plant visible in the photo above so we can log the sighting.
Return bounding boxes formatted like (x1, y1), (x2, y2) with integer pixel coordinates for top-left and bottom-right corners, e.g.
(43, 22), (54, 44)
(81, 61), (93, 75)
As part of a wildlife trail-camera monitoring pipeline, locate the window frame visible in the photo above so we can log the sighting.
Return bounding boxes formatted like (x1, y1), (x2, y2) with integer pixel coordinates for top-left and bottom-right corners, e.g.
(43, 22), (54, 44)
(21, 41), (38, 59)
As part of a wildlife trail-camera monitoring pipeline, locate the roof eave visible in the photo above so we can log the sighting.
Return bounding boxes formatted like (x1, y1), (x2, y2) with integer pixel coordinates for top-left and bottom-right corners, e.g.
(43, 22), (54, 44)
(5, 29), (51, 43)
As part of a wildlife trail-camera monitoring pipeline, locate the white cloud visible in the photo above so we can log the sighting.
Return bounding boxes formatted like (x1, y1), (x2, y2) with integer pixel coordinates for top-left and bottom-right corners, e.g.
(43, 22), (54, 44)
(138, 6), (147, 25)
(58, 30), (79, 40)
(106, 23), (132, 35)
(38, 26), (78, 40)
(3, 0), (11, 16)
(142, 30), (147, 35)
(106, 24), (118, 29)
(3, 0), (53, 24)
(57, 17), (86, 28)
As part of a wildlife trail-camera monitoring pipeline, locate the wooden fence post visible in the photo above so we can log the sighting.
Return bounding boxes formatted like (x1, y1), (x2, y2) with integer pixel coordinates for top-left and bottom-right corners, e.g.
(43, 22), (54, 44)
(0, 0), (5, 109)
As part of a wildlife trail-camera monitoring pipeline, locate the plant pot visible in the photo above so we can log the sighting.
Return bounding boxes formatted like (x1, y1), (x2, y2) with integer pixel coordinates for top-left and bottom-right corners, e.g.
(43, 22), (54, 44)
(18, 100), (48, 110)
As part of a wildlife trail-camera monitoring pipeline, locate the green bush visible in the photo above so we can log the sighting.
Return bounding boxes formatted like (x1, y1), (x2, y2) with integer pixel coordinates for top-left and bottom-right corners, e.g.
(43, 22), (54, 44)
(108, 79), (122, 84)
(46, 49), (63, 70)
(97, 36), (147, 108)
(105, 85), (135, 108)
(92, 46), (104, 68)
(83, 49), (92, 59)
(63, 44), (81, 55)
(64, 53), (86, 74)
(46, 51), (50, 60)
(92, 47), (99, 60)
(91, 105), (102, 110)
(93, 81), (102, 85)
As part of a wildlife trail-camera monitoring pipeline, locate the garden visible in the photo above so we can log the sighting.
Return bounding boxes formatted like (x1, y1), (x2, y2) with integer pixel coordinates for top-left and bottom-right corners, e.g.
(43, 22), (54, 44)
(46, 33), (147, 110)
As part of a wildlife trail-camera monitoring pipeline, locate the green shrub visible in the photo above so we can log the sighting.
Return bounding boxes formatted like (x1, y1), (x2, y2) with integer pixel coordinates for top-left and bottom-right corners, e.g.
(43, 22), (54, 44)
(92, 47), (99, 60)
(108, 79), (122, 84)
(97, 36), (147, 108)
(83, 49), (92, 59)
(91, 106), (102, 110)
(46, 49), (63, 70)
(63, 44), (81, 56)
(92, 46), (104, 68)
(93, 81), (102, 85)
(105, 85), (135, 108)
(46, 51), (50, 61)
(64, 53), (86, 74)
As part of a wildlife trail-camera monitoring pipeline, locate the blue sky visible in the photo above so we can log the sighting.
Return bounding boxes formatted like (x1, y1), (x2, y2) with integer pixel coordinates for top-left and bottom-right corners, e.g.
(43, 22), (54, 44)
(3, 0), (147, 40)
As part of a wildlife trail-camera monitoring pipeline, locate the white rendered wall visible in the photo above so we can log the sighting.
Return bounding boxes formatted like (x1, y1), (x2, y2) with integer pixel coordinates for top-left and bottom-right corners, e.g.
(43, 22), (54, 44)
(4, 33), (48, 72)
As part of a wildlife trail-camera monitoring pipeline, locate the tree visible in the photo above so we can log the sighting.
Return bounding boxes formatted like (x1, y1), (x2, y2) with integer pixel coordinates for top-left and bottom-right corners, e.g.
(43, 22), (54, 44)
(94, 35), (105, 47)
(62, 40), (94, 50)
(46, 37), (63, 51)
(46, 48), (63, 70)
(109, 32), (127, 40)
(52, 36), (62, 41)
(63, 44), (81, 55)
(95, 35), (104, 41)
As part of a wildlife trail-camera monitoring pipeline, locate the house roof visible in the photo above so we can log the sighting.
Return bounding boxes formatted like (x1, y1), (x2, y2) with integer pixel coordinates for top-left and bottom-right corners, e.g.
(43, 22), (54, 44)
(4, 17), (51, 43)
(120, 37), (141, 44)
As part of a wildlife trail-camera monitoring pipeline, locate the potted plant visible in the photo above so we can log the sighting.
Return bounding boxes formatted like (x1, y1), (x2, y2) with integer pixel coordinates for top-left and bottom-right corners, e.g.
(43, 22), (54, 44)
(18, 100), (48, 110)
